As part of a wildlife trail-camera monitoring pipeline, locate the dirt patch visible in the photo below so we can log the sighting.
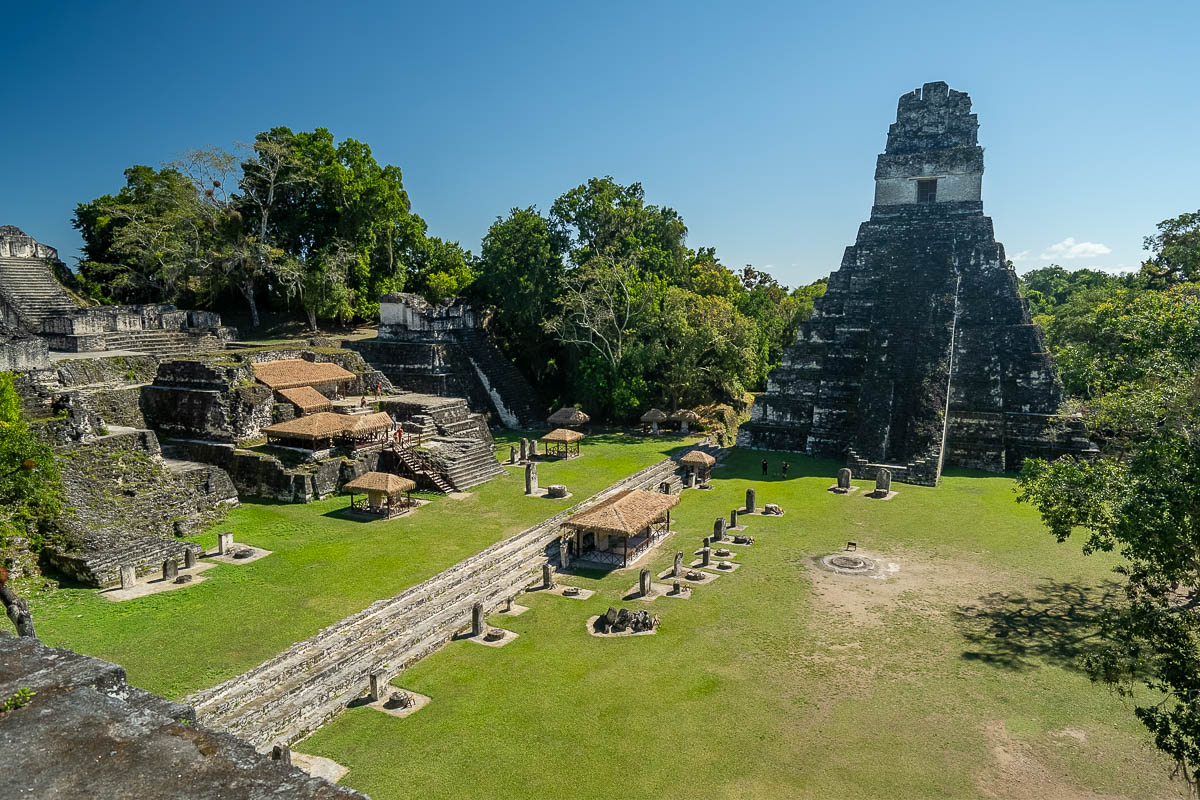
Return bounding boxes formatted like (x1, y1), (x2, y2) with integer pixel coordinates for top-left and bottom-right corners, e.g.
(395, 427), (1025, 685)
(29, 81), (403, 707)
(804, 547), (996, 628)
(976, 720), (1127, 800)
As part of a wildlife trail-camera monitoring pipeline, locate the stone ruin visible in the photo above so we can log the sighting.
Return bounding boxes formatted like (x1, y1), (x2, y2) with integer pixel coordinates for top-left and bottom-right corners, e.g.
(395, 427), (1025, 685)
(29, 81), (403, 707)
(347, 293), (542, 429)
(0, 226), (235, 356)
(740, 83), (1097, 485)
(598, 606), (658, 634)
(0, 636), (364, 799)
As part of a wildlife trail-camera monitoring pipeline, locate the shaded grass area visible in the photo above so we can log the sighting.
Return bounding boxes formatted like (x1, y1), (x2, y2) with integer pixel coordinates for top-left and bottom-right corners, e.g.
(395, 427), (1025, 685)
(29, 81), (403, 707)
(301, 448), (1184, 800)
(31, 432), (694, 698)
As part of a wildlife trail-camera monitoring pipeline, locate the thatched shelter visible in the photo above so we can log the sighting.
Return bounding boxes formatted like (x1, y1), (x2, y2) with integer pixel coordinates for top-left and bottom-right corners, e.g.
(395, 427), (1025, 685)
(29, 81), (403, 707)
(547, 407), (590, 429)
(343, 472), (416, 518)
(669, 409), (701, 434)
(278, 386), (333, 415)
(679, 449), (717, 485)
(562, 489), (680, 567)
(541, 427), (584, 459)
(253, 359), (356, 393)
(639, 408), (667, 435)
(263, 411), (394, 451)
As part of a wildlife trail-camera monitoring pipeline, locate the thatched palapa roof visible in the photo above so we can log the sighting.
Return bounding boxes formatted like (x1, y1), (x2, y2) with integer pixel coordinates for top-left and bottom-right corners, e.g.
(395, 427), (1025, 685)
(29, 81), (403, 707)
(278, 386), (333, 414)
(541, 428), (585, 443)
(341, 412), (394, 436)
(640, 408), (668, 423)
(563, 489), (679, 537)
(263, 411), (393, 442)
(669, 409), (701, 423)
(679, 449), (716, 468)
(547, 407), (590, 426)
(343, 471), (415, 495)
(253, 359), (356, 390)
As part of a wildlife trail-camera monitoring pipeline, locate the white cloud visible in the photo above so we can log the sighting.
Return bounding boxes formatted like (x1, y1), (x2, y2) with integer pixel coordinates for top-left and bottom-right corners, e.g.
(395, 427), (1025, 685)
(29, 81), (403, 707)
(1010, 249), (1031, 262)
(1039, 237), (1112, 260)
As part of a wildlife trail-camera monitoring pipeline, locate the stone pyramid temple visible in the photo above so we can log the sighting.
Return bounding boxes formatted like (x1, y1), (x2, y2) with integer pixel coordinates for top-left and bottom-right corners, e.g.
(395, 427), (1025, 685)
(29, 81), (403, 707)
(740, 82), (1094, 485)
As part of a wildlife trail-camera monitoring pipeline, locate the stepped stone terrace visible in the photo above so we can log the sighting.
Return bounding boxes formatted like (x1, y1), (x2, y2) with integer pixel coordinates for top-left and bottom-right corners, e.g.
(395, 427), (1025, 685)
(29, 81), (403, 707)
(739, 82), (1096, 485)
(348, 292), (542, 429)
(0, 226), (235, 356)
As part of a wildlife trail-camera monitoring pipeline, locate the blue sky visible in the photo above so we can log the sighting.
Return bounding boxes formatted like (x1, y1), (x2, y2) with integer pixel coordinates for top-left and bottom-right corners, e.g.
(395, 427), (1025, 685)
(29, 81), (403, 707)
(3, 0), (1197, 287)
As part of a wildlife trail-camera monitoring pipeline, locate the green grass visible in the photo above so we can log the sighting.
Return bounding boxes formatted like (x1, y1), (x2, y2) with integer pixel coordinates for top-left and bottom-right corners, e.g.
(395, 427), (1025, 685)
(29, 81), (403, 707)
(297, 448), (1186, 800)
(30, 431), (692, 698)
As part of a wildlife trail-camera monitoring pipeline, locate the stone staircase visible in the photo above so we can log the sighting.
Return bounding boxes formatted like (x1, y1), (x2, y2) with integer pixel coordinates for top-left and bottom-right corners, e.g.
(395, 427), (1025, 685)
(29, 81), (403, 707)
(430, 438), (507, 491)
(388, 443), (454, 494)
(190, 457), (678, 750)
(0, 255), (79, 330)
(98, 329), (224, 357)
(454, 329), (542, 428)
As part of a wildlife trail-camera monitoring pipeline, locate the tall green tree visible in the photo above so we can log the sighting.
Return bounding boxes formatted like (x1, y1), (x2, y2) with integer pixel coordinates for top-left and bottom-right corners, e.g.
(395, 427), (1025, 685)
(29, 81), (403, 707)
(475, 207), (568, 382)
(1141, 210), (1200, 285)
(550, 177), (689, 282)
(1018, 282), (1200, 788)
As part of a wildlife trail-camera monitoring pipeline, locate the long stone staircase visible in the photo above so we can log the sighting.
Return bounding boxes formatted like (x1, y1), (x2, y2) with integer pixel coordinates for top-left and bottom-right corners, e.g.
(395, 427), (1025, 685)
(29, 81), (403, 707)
(0, 255), (79, 330)
(190, 457), (680, 750)
(453, 329), (542, 428)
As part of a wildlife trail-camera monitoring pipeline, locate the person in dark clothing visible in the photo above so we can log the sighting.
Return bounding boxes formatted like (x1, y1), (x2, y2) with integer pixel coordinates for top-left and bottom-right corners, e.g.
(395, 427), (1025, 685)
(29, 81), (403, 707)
(761, 459), (768, 476)
(782, 461), (790, 478)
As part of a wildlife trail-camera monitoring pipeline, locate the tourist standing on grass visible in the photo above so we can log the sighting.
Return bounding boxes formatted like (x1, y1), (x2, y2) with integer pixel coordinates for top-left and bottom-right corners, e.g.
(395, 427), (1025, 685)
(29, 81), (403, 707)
(782, 461), (790, 479)
(761, 458), (768, 476)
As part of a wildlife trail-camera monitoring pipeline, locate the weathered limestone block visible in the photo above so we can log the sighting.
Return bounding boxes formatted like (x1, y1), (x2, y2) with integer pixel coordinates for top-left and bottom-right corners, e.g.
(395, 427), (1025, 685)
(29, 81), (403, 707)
(119, 565), (136, 590)
(640, 568), (651, 596)
(525, 462), (537, 495)
(745, 488), (756, 514)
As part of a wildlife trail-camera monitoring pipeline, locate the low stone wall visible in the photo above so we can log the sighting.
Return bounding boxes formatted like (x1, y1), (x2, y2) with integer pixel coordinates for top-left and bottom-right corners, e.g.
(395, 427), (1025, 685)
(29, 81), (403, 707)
(166, 440), (382, 503)
(191, 457), (681, 749)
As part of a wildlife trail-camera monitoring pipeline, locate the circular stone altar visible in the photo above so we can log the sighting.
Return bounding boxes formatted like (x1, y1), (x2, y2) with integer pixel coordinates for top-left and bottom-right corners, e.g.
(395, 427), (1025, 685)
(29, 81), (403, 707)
(820, 553), (878, 574)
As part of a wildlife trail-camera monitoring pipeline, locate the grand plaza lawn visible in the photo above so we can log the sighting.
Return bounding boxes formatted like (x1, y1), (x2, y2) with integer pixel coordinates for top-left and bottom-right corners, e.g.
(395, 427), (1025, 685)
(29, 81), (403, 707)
(300, 448), (1185, 800)
(30, 431), (692, 699)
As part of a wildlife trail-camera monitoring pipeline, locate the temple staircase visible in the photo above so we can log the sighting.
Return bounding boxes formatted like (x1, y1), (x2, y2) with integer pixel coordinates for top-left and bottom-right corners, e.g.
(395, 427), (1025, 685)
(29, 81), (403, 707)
(0, 256), (79, 330)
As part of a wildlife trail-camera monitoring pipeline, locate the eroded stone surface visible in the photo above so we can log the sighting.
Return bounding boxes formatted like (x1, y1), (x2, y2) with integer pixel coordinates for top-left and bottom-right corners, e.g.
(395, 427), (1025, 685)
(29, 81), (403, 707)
(0, 636), (364, 799)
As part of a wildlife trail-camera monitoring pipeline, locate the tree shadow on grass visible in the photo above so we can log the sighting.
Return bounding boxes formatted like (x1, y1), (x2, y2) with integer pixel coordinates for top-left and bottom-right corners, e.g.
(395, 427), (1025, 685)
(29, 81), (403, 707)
(956, 580), (1121, 672)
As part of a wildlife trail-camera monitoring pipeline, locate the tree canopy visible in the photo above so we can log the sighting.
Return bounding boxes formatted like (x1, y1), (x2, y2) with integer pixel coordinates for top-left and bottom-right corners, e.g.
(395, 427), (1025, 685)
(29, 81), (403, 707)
(1017, 211), (1200, 787)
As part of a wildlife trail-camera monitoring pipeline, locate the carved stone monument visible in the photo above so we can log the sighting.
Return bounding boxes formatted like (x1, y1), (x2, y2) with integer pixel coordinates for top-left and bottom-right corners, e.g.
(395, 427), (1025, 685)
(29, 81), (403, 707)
(837, 468), (852, 491)
(730, 508), (738, 529)
(701, 547), (711, 567)
(639, 568), (652, 597)
(217, 532), (233, 555)
(119, 564), (136, 590)
(875, 468), (893, 495)
(559, 539), (571, 570)
(183, 549), (196, 569)
(162, 558), (178, 582)
(542, 563), (554, 590)
(673, 552), (684, 578)
(745, 488), (756, 514)
(713, 517), (726, 541)
(369, 670), (387, 701)
(471, 602), (485, 637)
(509, 445), (518, 464)
(525, 462), (538, 495)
